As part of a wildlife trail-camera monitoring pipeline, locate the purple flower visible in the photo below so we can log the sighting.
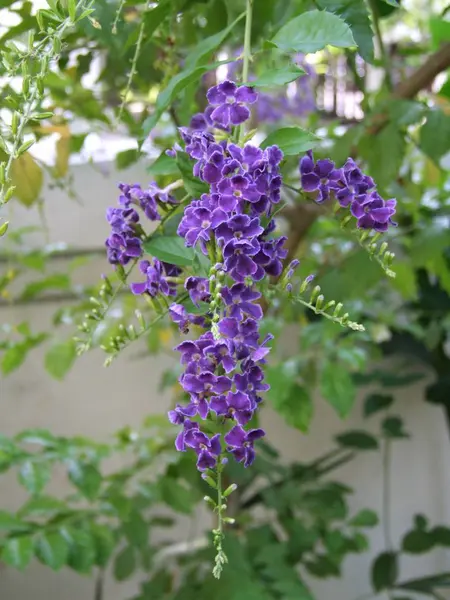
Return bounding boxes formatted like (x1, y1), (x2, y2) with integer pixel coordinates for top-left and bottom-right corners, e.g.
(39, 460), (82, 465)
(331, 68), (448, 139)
(203, 339), (236, 374)
(178, 199), (227, 247)
(181, 371), (232, 396)
(185, 277), (211, 306)
(351, 193), (397, 232)
(300, 151), (342, 203)
(335, 159), (376, 208)
(185, 429), (222, 471)
(206, 80), (258, 128)
(169, 303), (205, 334)
(210, 391), (255, 426)
(174, 419), (199, 452)
(105, 232), (142, 265)
(215, 214), (264, 244)
(223, 238), (260, 281)
(216, 175), (261, 211)
(130, 259), (175, 297)
(220, 284), (263, 320)
(224, 425), (265, 467)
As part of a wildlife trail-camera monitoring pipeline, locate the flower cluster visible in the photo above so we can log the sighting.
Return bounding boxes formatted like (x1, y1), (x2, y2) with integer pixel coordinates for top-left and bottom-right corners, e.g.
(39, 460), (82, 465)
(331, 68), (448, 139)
(105, 182), (183, 296)
(166, 81), (287, 472)
(300, 152), (397, 232)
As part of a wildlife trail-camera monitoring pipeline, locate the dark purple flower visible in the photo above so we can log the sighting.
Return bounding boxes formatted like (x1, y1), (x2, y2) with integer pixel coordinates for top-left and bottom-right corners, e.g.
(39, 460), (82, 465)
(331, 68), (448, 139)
(185, 429), (222, 471)
(178, 201), (227, 247)
(335, 159), (376, 208)
(174, 419), (199, 452)
(223, 238), (260, 281)
(203, 339), (236, 374)
(181, 371), (232, 396)
(169, 303), (205, 334)
(185, 277), (211, 306)
(300, 151), (342, 203)
(350, 193), (397, 232)
(210, 391), (255, 426)
(206, 80), (258, 128)
(224, 425), (265, 467)
(130, 259), (174, 297)
(215, 214), (264, 244)
(216, 175), (261, 211)
(220, 283), (263, 320)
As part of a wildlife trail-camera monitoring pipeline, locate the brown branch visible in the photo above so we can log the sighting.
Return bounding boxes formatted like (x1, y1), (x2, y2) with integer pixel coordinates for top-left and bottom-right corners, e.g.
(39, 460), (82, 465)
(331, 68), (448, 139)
(393, 42), (450, 99)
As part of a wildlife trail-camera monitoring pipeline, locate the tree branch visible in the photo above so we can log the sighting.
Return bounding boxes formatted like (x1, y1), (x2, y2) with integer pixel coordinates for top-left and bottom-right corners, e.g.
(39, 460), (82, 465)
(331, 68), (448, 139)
(393, 42), (450, 99)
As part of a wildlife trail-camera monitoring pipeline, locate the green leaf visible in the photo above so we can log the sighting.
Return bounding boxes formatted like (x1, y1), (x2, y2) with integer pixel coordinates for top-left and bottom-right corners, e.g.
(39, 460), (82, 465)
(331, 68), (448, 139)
(113, 545), (136, 581)
(0, 511), (28, 532)
(315, 0), (374, 62)
(18, 460), (51, 494)
(396, 573), (450, 594)
(359, 124), (406, 189)
(15, 429), (57, 447)
(20, 274), (71, 301)
(19, 496), (67, 516)
(147, 152), (178, 176)
(115, 148), (141, 169)
(250, 65), (305, 87)
(159, 478), (196, 514)
(364, 393), (394, 417)
(402, 530), (436, 554)
(336, 431), (378, 450)
(35, 531), (69, 571)
(271, 10), (356, 54)
(419, 109), (450, 165)
(141, 60), (230, 138)
(271, 381), (314, 432)
(265, 361), (298, 405)
(123, 509), (148, 548)
(176, 151), (209, 197)
(11, 152), (43, 207)
(429, 17), (450, 49)
(91, 523), (115, 567)
(261, 126), (319, 155)
(62, 527), (96, 574)
(350, 509), (379, 527)
(382, 416), (409, 439)
(432, 526), (450, 547)
(44, 340), (76, 380)
(320, 362), (356, 418)
(372, 551), (398, 591)
(1, 346), (26, 375)
(2, 536), (34, 570)
(68, 461), (102, 500)
(184, 12), (245, 69)
(143, 235), (195, 267)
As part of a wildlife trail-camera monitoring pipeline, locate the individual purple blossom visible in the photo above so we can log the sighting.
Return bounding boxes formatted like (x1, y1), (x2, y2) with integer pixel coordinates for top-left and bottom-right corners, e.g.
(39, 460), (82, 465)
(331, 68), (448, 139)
(220, 284), (263, 320)
(210, 391), (256, 426)
(351, 193), (397, 232)
(185, 429), (222, 471)
(206, 80), (258, 128)
(335, 158), (376, 208)
(224, 425), (265, 468)
(185, 277), (211, 306)
(222, 238), (261, 281)
(130, 259), (176, 297)
(300, 151), (342, 203)
(177, 198), (227, 248)
(180, 371), (232, 397)
(169, 303), (206, 334)
(105, 232), (142, 266)
(215, 214), (264, 244)
(203, 339), (236, 374)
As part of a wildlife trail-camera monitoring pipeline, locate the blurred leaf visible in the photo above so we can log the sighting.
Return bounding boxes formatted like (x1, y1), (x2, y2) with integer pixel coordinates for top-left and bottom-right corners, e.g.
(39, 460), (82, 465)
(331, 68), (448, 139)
(364, 393), (394, 417)
(382, 416), (409, 438)
(55, 131), (71, 178)
(432, 526), (450, 547)
(359, 124), (405, 189)
(19, 496), (66, 516)
(11, 152), (43, 207)
(20, 274), (71, 301)
(350, 509), (379, 527)
(159, 478), (196, 514)
(62, 527), (96, 574)
(44, 340), (76, 380)
(305, 554), (340, 577)
(316, 0), (374, 62)
(271, 10), (356, 53)
(419, 109), (450, 164)
(35, 531), (69, 571)
(429, 17), (450, 49)
(336, 431), (378, 450)
(116, 148), (141, 169)
(250, 65), (305, 87)
(123, 509), (148, 548)
(18, 460), (51, 494)
(396, 573), (450, 594)
(402, 530), (436, 554)
(184, 11), (245, 69)
(0, 511), (28, 532)
(68, 461), (102, 500)
(114, 545), (136, 581)
(320, 362), (356, 418)
(91, 523), (115, 567)
(261, 126), (319, 155)
(1, 536), (34, 570)
(372, 551), (398, 591)
(147, 152), (178, 176)
(143, 235), (195, 267)
(16, 429), (57, 447)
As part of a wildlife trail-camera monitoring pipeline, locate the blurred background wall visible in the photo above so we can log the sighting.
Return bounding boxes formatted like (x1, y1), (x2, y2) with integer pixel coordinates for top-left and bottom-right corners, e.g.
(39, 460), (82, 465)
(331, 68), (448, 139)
(1, 163), (449, 600)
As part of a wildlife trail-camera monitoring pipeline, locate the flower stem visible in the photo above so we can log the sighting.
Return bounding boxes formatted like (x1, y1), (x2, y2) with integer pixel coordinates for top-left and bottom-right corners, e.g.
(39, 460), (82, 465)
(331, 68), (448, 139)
(212, 458), (227, 578)
(238, 0), (254, 143)
(367, 0), (392, 90)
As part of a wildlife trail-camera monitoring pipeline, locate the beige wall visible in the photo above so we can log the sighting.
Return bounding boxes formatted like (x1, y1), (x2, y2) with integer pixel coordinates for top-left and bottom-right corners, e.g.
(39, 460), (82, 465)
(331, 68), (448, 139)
(1, 163), (450, 599)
